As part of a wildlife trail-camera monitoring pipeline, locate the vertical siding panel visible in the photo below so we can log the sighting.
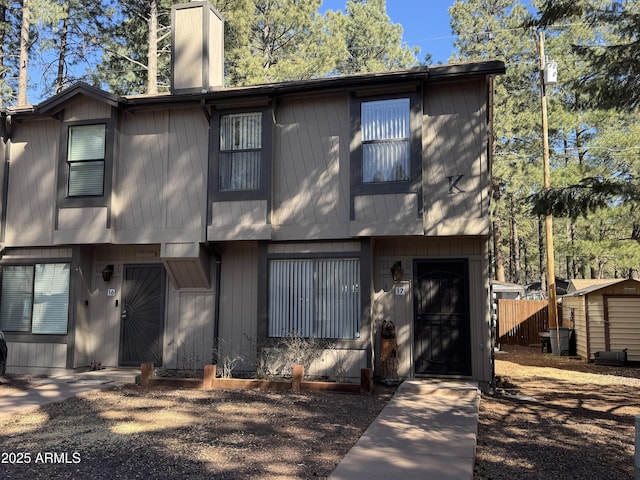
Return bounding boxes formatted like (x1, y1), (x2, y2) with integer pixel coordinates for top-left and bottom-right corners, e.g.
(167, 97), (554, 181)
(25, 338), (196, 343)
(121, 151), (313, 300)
(118, 111), (167, 230)
(219, 244), (258, 369)
(273, 95), (349, 228)
(64, 98), (111, 121)
(5, 121), (58, 246)
(607, 297), (640, 361)
(167, 109), (207, 231)
(423, 80), (486, 230)
(164, 284), (215, 370)
(588, 296), (606, 356)
(469, 258), (490, 383)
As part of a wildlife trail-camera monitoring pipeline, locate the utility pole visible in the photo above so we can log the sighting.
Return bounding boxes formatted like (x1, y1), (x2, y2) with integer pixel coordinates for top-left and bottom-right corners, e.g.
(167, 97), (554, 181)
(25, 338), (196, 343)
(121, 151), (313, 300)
(535, 30), (558, 328)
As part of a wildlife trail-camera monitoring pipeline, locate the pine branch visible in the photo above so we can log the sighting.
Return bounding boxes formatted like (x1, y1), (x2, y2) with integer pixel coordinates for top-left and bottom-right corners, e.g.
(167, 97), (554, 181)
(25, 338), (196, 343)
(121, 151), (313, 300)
(529, 177), (640, 220)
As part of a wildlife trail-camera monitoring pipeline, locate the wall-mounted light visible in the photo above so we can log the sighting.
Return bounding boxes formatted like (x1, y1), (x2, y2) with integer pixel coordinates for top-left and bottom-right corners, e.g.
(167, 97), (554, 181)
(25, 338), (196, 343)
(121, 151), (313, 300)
(102, 265), (114, 282)
(390, 261), (403, 282)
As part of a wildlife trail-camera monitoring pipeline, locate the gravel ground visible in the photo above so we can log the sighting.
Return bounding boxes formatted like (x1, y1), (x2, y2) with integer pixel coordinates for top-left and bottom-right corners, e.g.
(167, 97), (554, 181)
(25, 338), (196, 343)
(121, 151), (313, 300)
(0, 379), (394, 480)
(474, 345), (640, 480)
(2, 346), (639, 480)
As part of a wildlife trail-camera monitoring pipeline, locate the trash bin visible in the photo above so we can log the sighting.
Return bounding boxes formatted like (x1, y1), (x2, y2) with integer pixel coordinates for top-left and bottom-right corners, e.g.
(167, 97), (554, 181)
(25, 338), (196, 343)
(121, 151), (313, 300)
(549, 327), (571, 356)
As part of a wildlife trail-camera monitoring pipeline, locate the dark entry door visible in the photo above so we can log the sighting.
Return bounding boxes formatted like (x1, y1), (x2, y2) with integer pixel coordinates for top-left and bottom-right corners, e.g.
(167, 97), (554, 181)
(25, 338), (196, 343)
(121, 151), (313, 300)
(413, 260), (471, 376)
(119, 265), (165, 367)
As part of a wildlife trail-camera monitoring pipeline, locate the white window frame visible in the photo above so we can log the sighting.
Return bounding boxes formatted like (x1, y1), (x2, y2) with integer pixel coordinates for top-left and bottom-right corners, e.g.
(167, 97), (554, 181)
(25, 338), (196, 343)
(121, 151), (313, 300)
(268, 258), (360, 339)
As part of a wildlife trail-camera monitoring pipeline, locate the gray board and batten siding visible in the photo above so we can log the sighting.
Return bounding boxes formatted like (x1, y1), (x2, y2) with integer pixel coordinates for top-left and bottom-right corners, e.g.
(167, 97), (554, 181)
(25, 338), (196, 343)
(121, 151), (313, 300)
(0, 58), (504, 381)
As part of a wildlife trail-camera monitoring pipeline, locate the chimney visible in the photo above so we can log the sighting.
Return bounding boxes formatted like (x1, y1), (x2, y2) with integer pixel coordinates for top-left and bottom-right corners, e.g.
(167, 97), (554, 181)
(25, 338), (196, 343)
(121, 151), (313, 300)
(171, 1), (224, 93)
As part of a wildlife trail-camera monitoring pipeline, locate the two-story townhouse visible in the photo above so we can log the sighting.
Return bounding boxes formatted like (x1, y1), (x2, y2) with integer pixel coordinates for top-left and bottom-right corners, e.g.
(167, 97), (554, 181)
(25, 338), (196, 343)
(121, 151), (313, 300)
(0, 1), (504, 390)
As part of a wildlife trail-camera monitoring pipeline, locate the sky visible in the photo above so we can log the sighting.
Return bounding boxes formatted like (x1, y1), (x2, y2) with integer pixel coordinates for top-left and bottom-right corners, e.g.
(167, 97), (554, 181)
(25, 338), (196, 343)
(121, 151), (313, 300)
(320, 0), (458, 64)
(27, 0), (458, 104)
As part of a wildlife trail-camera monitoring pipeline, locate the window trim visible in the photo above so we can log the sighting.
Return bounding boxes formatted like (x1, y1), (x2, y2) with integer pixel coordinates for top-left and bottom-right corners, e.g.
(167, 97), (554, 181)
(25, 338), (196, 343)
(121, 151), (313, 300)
(209, 106), (272, 203)
(350, 92), (422, 219)
(57, 117), (115, 210)
(0, 261), (71, 336)
(257, 241), (372, 349)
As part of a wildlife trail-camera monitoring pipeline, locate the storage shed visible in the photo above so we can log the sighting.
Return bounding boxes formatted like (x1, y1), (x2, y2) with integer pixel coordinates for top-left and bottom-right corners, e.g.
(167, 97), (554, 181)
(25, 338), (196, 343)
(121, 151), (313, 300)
(561, 278), (640, 362)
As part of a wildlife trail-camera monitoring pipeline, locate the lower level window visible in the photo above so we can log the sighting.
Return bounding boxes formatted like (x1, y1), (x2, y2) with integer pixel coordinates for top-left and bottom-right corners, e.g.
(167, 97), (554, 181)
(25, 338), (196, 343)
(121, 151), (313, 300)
(0, 264), (70, 334)
(269, 258), (360, 339)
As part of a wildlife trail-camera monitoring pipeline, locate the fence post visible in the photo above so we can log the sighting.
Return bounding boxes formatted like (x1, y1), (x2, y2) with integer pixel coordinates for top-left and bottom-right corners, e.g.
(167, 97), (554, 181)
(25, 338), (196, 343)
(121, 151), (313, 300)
(292, 365), (304, 392)
(203, 364), (216, 390)
(360, 368), (373, 395)
(140, 363), (154, 387)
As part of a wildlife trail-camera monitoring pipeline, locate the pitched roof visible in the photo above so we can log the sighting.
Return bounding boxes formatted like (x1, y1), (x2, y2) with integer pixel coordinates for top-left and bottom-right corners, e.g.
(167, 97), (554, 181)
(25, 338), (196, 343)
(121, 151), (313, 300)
(37, 82), (123, 115)
(564, 278), (640, 296)
(3, 60), (505, 117)
(566, 278), (620, 294)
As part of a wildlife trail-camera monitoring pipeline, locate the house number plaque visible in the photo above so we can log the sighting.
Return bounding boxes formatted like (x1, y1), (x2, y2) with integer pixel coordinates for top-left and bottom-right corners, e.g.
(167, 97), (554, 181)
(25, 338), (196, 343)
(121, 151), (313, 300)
(107, 288), (116, 297)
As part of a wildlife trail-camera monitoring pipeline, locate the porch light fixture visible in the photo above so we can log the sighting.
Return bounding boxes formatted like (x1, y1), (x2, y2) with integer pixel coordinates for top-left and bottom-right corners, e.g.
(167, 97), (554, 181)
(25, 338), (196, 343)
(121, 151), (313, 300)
(390, 261), (403, 282)
(102, 265), (114, 282)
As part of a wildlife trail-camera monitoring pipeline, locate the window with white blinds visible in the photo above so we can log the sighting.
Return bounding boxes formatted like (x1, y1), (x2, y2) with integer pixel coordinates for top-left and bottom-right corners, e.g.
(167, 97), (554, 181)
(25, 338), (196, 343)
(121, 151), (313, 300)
(219, 112), (262, 191)
(361, 98), (410, 183)
(32, 264), (70, 334)
(67, 124), (106, 196)
(0, 266), (34, 332)
(0, 264), (70, 334)
(268, 258), (360, 339)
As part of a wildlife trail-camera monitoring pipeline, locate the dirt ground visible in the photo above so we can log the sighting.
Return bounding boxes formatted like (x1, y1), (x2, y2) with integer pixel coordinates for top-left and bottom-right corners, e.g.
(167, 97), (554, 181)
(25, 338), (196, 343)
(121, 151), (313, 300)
(0, 378), (394, 480)
(2, 346), (639, 479)
(475, 344), (640, 480)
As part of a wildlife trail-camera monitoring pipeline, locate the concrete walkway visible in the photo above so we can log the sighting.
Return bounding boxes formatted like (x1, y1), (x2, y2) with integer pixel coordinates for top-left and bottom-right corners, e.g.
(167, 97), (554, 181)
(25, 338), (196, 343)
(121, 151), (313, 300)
(330, 379), (480, 480)
(0, 369), (139, 417)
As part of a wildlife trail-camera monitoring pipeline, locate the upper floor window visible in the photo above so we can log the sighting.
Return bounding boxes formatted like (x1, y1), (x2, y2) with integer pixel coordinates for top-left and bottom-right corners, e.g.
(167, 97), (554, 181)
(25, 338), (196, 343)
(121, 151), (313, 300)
(219, 112), (262, 191)
(361, 98), (410, 183)
(67, 124), (106, 197)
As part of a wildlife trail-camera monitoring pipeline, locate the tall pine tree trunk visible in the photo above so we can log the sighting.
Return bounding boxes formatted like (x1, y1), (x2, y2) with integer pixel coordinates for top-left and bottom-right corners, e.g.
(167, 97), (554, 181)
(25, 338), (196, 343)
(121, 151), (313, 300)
(509, 197), (521, 283)
(491, 176), (505, 282)
(539, 216), (546, 292)
(147, 0), (158, 94)
(55, 14), (69, 94)
(18, 0), (30, 105)
(492, 215), (505, 282)
(0, 3), (6, 107)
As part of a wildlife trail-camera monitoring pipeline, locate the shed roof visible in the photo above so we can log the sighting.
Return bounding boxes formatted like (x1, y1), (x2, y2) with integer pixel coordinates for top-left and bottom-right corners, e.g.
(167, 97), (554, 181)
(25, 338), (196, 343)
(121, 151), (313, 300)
(563, 278), (640, 297)
(566, 278), (620, 294)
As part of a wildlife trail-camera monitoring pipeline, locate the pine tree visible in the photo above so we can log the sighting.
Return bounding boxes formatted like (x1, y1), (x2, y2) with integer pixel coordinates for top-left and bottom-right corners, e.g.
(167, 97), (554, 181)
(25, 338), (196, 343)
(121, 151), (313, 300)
(36, 0), (113, 95)
(335, 0), (418, 75)
(0, 1), (21, 106)
(17, 0), (30, 105)
(450, 0), (540, 283)
(230, 0), (346, 85)
(97, 0), (175, 95)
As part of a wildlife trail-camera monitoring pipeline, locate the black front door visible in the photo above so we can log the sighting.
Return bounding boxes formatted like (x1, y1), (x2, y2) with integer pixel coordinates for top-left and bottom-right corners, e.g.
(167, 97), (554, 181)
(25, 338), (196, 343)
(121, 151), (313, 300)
(413, 259), (471, 376)
(119, 265), (165, 367)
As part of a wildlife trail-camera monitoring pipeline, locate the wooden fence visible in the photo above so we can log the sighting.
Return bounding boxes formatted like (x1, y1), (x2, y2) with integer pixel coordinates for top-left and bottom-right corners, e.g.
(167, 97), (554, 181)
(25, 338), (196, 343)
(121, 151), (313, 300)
(497, 299), (549, 346)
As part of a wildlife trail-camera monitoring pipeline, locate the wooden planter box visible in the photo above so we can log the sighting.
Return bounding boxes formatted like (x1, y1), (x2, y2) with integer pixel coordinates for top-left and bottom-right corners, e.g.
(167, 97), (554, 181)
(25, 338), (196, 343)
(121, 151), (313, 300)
(140, 363), (373, 395)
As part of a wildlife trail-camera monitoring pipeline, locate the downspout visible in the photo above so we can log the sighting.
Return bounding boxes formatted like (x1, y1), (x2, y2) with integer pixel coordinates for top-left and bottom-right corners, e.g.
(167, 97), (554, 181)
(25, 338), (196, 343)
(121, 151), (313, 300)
(201, 100), (221, 364)
(487, 75), (497, 393)
(212, 249), (222, 364)
(0, 114), (12, 242)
